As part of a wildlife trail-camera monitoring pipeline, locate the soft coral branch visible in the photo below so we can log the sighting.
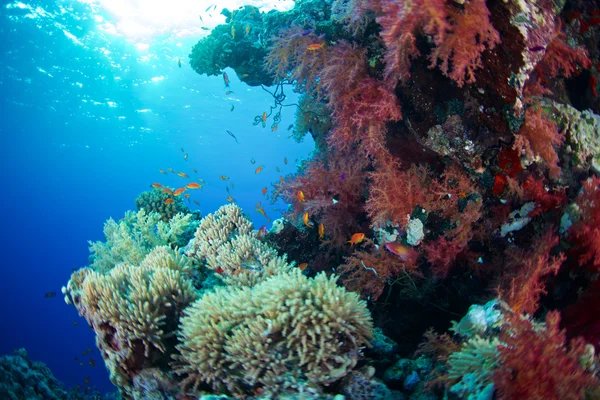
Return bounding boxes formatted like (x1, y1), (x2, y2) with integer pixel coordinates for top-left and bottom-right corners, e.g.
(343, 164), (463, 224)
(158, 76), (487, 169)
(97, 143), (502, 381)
(570, 176), (600, 270)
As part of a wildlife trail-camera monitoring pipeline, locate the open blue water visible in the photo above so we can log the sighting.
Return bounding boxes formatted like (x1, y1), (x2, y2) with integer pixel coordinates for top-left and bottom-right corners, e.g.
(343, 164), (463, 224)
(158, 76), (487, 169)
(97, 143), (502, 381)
(0, 0), (313, 393)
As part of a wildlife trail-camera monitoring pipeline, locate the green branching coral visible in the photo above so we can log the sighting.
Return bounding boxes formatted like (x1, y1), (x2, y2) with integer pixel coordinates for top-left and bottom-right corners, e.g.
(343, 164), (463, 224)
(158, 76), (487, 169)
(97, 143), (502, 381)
(89, 210), (197, 273)
(63, 248), (197, 397)
(173, 269), (373, 396)
(187, 204), (292, 287)
(135, 189), (196, 222)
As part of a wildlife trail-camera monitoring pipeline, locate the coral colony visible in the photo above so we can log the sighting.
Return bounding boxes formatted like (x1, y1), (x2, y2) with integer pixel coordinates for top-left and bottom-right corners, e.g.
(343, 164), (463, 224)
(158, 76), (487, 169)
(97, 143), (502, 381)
(60, 0), (600, 399)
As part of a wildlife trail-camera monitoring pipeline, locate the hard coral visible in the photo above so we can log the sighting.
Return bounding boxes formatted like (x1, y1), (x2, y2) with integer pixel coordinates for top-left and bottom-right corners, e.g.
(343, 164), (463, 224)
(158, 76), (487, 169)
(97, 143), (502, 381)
(174, 269), (373, 396)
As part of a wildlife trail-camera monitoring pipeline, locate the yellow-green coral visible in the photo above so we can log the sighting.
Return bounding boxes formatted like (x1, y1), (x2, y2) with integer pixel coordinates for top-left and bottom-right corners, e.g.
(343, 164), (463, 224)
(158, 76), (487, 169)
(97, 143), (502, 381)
(135, 188), (194, 222)
(64, 249), (196, 397)
(174, 269), (373, 395)
(188, 204), (292, 287)
(89, 210), (196, 273)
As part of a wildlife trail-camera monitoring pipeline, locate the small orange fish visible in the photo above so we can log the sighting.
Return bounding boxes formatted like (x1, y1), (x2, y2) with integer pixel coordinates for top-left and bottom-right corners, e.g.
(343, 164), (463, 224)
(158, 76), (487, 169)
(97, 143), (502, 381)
(84, 377), (90, 385)
(257, 206), (271, 222)
(151, 183), (163, 189)
(271, 124), (278, 132)
(318, 223), (324, 239)
(220, 175), (229, 180)
(194, 200), (200, 206)
(384, 242), (420, 263)
(174, 188), (186, 196)
(162, 188), (173, 195)
(186, 182), (201, 189)
(193, 169), (198, 173)
(89, 358), (96, 367)
(284, 157), (288, 164)
(159, 169), (167, 174)
(168, 167), (176, 173)
(255, 166), (264, 174)
(307, 43), (325, 51)
(280, 176), (285, 183)
(348, 233), (365, 245)
(227, 195), (234, 202)
(184, 154), (188, 161)
(256, 202), (262, 209)
(215, 266), (225, 274)
(261, 112), (267, 122)
(164, 198), (175, 204)
(184, 193), (190, 199)
(178, 172), (189, 178)
(262, 187), (267, 195)
(298, 263), (308, 271)
(297, 190), (305, 202)
(302, 212), (312, 227)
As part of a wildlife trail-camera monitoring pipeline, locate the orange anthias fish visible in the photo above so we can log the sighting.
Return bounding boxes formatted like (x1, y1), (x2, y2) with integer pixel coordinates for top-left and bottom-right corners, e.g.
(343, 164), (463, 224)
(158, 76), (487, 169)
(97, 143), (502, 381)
(173, 188), (186, 196)
(194, 200), (200, 206)
(162, 188), (173, 195)
(159, 169), (167, 174)
(298, 263), (308, 271)
(220, 175), (229, 180)
(168, 167), (176, 173)
(164, 198), (174, 204)
(186, 182), (201, 189)
(297, 190), (305, 202)
(255, 166), (264, 174)
(284, 157), (288, 165)
(193, 169), (198, 173)
(271, 124), (278, 132)
(151, 183), (163, 189)
(261, 112), (267, 122)
(348, 233), (365, 245)
(178, 172), (189, 178)
(262, 187), (268, 195)
(226, 195), (234, 202)
(280, 176), (285, 183)
(318, 223), (325, 240)
(257, 206), (271, 222)
(385, 242), (420, 263)
(302, 212), (312, 227)
(307, 43), (325, 51)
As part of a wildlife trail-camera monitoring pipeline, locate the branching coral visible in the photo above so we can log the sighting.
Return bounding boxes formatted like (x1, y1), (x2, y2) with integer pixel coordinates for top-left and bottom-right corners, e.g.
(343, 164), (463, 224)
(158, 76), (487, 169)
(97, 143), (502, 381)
(135, 188), (193, 222)
(570, 176), (600, 270)
(188, 204), (292, 286)
(174, 269), (373, 396)
(64, 249), (196, 397)
(88, 210), (197, 273)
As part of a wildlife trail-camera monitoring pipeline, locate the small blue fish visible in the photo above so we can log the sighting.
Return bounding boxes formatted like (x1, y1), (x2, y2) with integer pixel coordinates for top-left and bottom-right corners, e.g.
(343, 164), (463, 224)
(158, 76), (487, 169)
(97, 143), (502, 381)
(340, 173), (345, 180)
(301, 29), (313, 36)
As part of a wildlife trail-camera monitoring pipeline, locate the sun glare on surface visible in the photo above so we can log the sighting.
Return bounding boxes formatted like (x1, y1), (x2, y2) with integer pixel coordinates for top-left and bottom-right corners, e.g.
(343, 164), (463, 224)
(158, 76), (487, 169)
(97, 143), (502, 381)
(88, 0), (294, 40)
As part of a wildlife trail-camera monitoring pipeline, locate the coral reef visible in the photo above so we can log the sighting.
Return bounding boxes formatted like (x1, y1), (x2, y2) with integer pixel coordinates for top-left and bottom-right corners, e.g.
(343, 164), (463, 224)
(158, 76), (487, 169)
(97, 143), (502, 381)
(135, 188), (197, 222)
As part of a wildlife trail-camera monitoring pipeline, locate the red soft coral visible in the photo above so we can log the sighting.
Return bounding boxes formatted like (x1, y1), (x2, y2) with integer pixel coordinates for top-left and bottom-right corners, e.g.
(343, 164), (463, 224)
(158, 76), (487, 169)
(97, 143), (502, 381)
(494, 311), (598, 400)
(537, 27), (591, 79)
(522, 175), (567, 217)
(570, 176), (600, 270)
(513, 107), (564, 180)
(366, 162), (431, 229)
(378, 0), (499, 87)
(498, 229), (565, 315)
(320, 41), (402, 158)
(273, 150), (369, 247)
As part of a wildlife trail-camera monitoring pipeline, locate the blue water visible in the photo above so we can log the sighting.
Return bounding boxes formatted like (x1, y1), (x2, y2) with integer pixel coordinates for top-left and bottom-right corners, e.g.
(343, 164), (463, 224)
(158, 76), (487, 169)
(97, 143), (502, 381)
(0, 0), (313, 393)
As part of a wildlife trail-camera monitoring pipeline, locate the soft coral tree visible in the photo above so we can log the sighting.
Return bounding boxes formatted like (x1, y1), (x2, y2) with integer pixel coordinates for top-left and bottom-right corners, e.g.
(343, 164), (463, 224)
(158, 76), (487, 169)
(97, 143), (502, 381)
(570, 176), (600, 270)
(320, 41), (402, 159)
(273, 150), (369, 247)
(378, 0), (499, 87)
(494, 312), (598, 400)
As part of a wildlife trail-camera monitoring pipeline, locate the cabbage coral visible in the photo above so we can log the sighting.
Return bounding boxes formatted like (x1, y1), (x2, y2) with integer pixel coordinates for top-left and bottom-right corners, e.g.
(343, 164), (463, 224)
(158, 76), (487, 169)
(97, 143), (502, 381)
(174, 269), (373, 396)
(135, 188), (194, 222)
(187, 204), (292, 287)
(63, 247), (196, 397)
